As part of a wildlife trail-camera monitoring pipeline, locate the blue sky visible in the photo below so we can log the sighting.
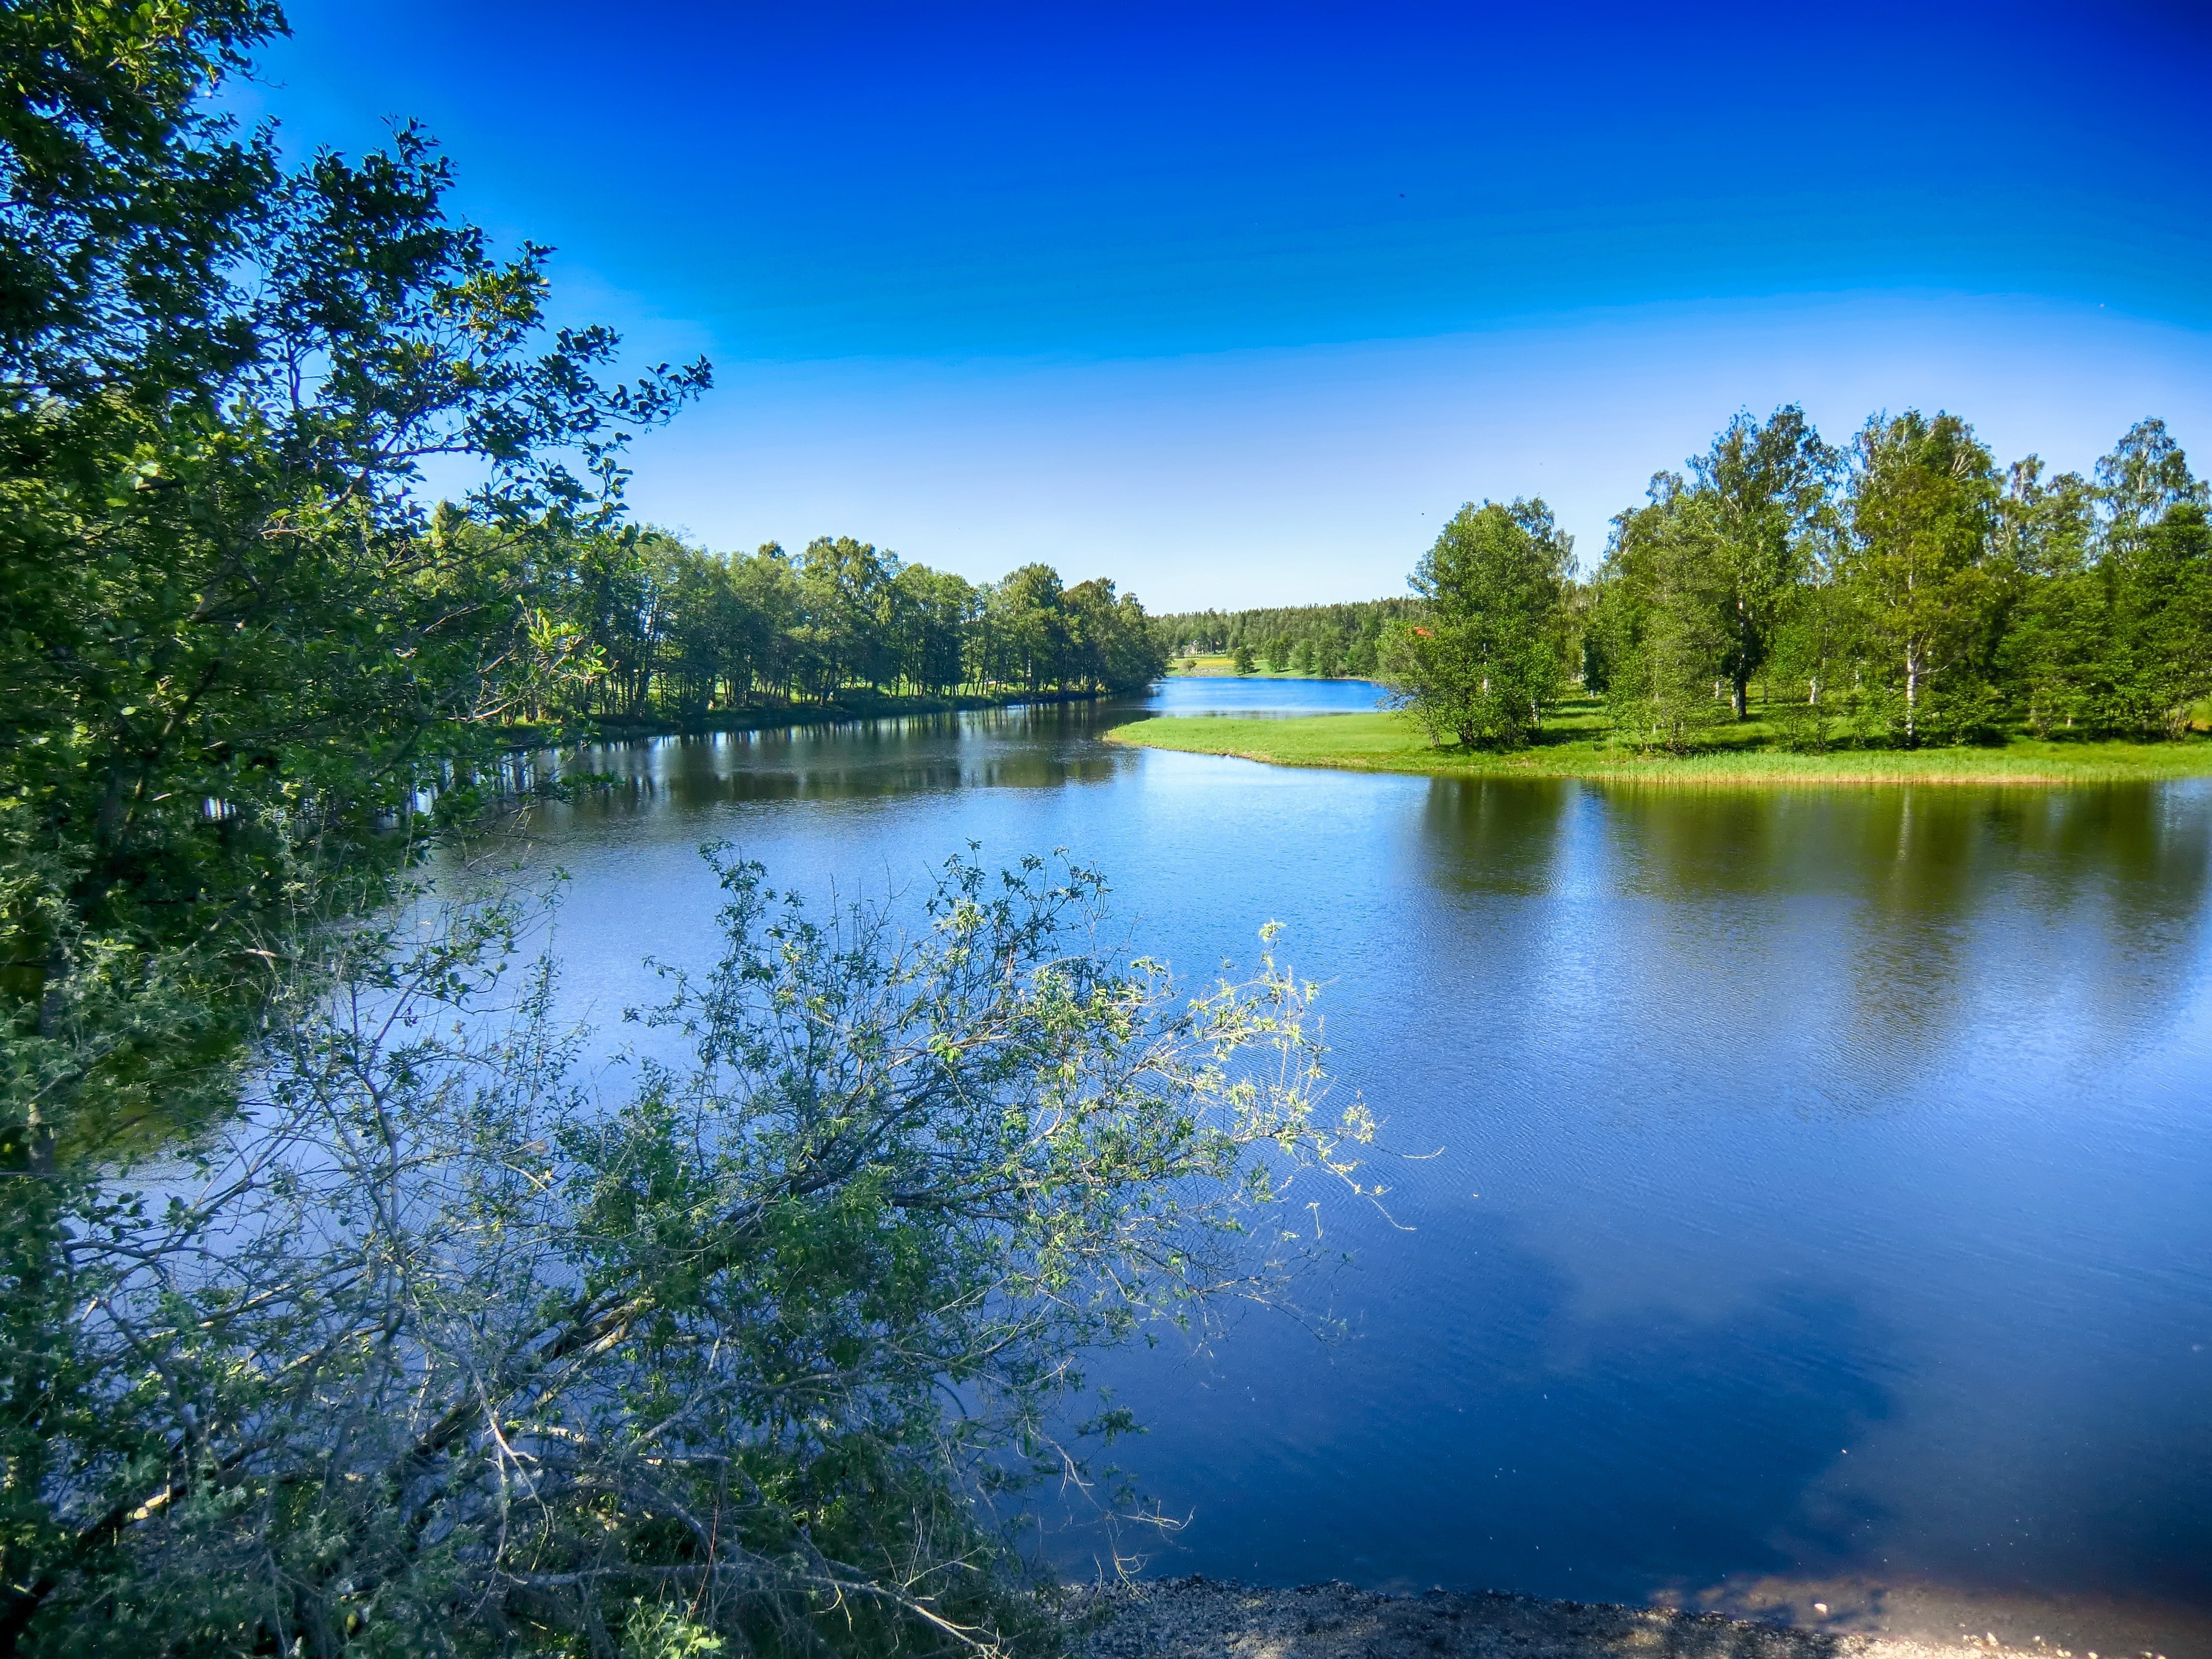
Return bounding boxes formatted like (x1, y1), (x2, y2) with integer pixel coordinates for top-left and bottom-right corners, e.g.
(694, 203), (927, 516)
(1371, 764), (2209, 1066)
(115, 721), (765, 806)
(243, 2), (2212, 608)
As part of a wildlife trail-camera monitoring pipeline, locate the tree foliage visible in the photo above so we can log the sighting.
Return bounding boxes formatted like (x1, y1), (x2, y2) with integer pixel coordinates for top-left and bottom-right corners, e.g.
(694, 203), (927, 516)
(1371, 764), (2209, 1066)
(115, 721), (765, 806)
(0, 0), (711, 1170)
(1552, 407), (2209, 753)
(1159, 599), (1416, 682)
(1841, 411), (2005, 745)
(1380, 501), (1570, 750)
(0, 10), (1306, 1654)
(1321, 407), (2212, 756)
(551, 535), (1166, 721)
(7, 852), (1369, 1656)
(1589, 478), (1736, 753)
(1688, 407), (1839, 719)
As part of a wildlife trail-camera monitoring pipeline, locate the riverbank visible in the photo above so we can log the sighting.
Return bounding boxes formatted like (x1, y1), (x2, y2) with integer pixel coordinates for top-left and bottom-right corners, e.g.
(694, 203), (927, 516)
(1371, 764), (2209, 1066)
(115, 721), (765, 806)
(1106, 711), (2212, 785)
(499, 687), (1107, 750)
(1075, 1578), (2192, 1659)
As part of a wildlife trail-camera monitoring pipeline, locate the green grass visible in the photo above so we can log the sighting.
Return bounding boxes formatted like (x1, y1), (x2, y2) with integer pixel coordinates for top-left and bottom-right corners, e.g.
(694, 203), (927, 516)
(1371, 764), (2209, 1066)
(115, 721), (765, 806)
(1107, 700), (2212, 785)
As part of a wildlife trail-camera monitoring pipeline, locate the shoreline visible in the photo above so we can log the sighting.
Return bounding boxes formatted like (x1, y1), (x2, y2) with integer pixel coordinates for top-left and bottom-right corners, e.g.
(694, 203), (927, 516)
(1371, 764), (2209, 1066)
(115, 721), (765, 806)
(1074, 1578), (2202, 1659)
(493, 688), (1109, 752)
(1105, 713), (2212, 788)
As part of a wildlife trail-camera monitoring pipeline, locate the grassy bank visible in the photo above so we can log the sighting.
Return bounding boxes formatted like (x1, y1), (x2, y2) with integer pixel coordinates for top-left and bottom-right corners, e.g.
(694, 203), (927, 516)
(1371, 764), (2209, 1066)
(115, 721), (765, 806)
(1107, 701), (2212, 785)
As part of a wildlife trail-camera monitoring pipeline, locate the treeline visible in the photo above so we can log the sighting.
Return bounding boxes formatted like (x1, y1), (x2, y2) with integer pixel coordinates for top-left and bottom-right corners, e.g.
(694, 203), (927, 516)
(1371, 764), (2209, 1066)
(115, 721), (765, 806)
(1157, 598), (1420, 677)
(1386, 409), (2212, 751)
(559, 528), (1167, 721)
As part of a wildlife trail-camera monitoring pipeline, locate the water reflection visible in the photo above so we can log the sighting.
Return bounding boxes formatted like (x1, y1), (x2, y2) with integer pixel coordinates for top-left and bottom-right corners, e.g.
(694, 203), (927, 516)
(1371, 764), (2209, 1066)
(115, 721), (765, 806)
(513, 696), (2212, 1652)
(1406, 781), (2212, 1115)
(551, 706), (1138, 824)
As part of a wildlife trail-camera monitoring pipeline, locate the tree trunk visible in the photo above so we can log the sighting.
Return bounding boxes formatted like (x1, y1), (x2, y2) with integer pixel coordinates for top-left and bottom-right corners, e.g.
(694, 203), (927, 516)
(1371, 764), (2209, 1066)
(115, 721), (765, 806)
(1904, 644), (1920, 746)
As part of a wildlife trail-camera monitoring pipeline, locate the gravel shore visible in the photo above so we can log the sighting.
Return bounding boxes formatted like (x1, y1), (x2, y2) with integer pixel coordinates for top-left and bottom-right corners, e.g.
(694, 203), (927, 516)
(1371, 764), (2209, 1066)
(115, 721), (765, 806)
(1072, 1578), (2149, 1659)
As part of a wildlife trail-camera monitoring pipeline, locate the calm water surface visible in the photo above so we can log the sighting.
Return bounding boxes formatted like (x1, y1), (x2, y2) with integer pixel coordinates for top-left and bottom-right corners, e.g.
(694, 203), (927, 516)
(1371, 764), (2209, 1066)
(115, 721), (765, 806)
(521, 681), (2212, 1649)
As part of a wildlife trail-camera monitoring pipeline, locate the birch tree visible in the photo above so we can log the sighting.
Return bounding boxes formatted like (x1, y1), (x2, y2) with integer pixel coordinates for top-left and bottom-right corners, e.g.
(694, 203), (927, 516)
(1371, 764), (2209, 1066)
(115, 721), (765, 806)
(1690, 406), (1840, 720)
(1841, 412), (2002, 746)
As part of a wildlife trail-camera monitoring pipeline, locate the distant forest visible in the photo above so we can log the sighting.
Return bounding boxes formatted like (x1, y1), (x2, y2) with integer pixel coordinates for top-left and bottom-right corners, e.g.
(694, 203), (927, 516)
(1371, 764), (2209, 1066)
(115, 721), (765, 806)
(1154, 599), (1423, 677)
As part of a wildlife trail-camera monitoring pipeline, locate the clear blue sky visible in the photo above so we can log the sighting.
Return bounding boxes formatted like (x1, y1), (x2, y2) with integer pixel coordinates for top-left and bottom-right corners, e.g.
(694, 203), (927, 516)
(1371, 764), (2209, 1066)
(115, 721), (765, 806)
(241, 1), (2212, 609)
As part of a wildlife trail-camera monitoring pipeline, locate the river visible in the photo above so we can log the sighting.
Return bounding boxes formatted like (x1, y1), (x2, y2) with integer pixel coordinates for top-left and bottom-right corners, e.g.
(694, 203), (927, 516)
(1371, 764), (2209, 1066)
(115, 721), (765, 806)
(517, 678), (2212, 1653)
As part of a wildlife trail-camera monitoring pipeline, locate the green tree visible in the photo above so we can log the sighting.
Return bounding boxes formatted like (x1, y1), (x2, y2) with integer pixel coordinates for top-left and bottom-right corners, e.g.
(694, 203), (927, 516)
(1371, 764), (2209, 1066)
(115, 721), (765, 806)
(1761, 568), (1856, 751)
(567, 527), (682, 717)
(1992, 456), (2102, 734)
(1156, 602), (1415, 661)
(2087, 500), (2212, 736)
(1839, 411), (2003, 746)
(989, 563), (1068, 691)
(798, 536), (896, 696)
(2075, 422), (2212, 735)
(1690, 406), (1839, 719)
(1062, 577), (1121, 691)
(1, 7), (709, 1651)
(891, 563), (977, 694)
(1591, 478), (1735, 752)
(728, 542), (805, 700)
(6, 853), (1371, 1656)
(2097, 417), (2205, 556)
(1382, 499), (1569, 750)
(0, 1), (708, 1155)
(1099, 583), (1170, 690)
(1, 0), (278, 398)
